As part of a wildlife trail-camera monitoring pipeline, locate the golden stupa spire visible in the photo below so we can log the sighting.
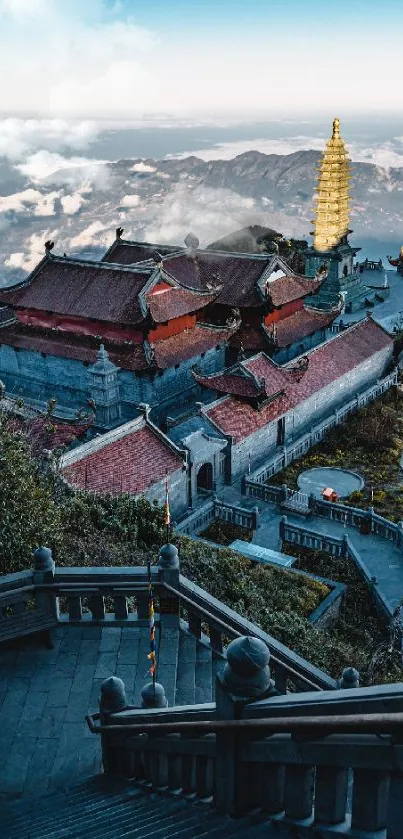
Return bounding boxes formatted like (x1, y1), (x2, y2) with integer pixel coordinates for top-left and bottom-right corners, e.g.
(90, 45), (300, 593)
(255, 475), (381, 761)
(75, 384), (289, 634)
(313, 117), (351, 252)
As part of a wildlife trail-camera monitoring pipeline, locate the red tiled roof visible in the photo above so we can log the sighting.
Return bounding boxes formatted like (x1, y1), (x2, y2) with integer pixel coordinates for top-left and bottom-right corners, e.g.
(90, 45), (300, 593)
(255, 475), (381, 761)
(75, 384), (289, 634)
(193, 371), (262, 398)
(271, 309), (339, 348)
(147, 287), (218, 323)
(206, 319), (392, 442)
(103, 240), (180, 265)
(194, 354), (288, 399)
(153, 324), (237, 369)
(62, 423), (182, 494)
(28, 418), (91, 455)
(0, 321), (235, 373)
(162, 252), (271, 306)
(0, 257), (152, 326)
(243, 355), (289, 393)
(268, 275), (321, 307)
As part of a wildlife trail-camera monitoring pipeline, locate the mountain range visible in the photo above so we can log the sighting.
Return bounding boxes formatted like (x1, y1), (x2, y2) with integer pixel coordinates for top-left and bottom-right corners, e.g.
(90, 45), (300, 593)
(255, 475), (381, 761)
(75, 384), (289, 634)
(0, 149), (402, 285)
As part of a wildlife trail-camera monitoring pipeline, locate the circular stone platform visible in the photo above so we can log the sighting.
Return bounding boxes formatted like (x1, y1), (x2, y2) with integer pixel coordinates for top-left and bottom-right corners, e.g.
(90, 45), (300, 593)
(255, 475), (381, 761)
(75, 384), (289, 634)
(297, 467), (364, 500)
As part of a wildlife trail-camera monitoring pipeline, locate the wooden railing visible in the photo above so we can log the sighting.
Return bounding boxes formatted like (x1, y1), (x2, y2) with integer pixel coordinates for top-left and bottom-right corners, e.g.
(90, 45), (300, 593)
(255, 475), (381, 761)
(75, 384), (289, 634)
(87, 683), (403, 837)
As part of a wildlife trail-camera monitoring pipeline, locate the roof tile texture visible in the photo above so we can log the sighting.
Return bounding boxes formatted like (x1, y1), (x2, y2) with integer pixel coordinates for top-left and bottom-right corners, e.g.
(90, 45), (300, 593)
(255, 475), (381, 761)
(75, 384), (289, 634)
(0, 259), (151, 325)
(62, 425), (182, 494)
(206, 319), (392, 442)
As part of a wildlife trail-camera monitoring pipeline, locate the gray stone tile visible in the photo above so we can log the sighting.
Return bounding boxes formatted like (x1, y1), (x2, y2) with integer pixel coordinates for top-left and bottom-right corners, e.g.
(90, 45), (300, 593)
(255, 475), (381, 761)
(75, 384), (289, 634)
(81, 626), (102, 640)
(46, 677), (72, 708)
(77, 640), (100, 663)
(0, 735), (37, 794)
(94, 652), (118, 679)
(99, 628), (122, 652)
(24, 737), (59, 795)
(38, 705), (66, 738)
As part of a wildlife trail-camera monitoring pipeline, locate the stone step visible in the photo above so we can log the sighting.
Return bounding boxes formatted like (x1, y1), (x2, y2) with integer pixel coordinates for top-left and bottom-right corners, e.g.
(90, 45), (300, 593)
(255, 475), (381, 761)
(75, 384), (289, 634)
(212, 652), (225, 700)
(195, 641), (213, 705)
(1, 778), (292, 839)
(175, 632), (196, 706)
(156, 627), (180, 707)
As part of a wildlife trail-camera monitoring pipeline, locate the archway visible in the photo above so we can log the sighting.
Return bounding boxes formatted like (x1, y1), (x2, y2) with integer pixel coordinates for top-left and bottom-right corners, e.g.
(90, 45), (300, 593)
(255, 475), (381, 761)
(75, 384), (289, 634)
(197, 462), (213, 494)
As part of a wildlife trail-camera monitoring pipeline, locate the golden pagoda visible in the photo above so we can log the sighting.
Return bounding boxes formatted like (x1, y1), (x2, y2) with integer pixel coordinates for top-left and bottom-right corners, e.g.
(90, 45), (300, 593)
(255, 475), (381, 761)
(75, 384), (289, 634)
(313, 118), (351, 253)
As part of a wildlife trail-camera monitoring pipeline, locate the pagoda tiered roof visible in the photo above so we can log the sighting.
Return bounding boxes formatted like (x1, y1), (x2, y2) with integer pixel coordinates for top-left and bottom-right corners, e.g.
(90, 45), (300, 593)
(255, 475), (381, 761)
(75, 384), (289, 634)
(313, 118), (351, 252)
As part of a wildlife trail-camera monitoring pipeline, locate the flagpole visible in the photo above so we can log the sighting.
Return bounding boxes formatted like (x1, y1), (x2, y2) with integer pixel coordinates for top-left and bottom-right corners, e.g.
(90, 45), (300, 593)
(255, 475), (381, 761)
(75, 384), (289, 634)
(147, 558), (156, 705)
(165, 473), (171, 544)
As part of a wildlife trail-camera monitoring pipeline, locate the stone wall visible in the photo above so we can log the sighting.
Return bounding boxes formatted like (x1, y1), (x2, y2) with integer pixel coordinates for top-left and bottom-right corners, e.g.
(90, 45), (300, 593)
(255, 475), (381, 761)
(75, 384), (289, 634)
(230, 344), (393, 480)
(144, 465), (188, 519)
(0, 342), (226, 426)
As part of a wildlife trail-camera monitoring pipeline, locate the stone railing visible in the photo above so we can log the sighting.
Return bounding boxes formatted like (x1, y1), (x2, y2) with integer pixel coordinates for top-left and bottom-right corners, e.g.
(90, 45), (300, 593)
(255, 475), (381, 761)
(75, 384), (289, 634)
(280, 517), (394, 619)
(176, 498), (259, 536)
(87, 636), (403, 838)
(0, 543), (336, 693)
(245, 369), (398, 487)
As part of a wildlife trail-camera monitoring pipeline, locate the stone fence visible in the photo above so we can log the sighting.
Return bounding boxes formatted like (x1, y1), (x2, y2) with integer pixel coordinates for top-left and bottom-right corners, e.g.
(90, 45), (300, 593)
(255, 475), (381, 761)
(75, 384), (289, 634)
(0, 544), (336, 694)
(87, 636), (403, 838)
(176, 498), (259, 536)
(280, 516), (394, 620)
(244, 369), (398, 486)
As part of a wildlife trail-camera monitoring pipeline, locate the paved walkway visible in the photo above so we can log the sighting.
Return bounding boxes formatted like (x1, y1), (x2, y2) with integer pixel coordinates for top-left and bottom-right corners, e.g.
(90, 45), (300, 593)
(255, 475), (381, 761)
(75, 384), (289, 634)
(0, 625), (159, 799)
(219, 485), (403, 613)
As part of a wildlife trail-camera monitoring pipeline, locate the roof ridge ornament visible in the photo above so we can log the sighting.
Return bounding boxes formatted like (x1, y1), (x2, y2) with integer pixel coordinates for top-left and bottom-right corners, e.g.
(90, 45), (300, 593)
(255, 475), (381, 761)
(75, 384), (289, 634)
(332, 117), (341, 139)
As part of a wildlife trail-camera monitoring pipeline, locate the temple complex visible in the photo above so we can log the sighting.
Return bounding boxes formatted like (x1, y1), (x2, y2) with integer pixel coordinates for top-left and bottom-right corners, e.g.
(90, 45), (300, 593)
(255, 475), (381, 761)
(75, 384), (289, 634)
(303, 118), (377, 313)
(0, 236), (340, 424)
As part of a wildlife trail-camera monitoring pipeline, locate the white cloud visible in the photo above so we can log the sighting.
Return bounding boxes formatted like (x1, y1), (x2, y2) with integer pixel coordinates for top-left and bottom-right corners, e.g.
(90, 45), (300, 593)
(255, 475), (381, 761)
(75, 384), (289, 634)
(131, 162), (157, 173)
(16, 150), (108, 182)
(4, 227), (59, 273)
(143, 182), (305, 247)
(120, 194), (141, 208)
(69, 220), (110, 249)
(0, 187), (59, 216)
(0, 118), (98, 161)
(60, 193), (86, 215)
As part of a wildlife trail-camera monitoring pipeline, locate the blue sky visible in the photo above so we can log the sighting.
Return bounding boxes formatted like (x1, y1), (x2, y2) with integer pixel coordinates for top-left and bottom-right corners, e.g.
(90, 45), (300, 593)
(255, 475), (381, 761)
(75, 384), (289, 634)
(0, 0), (401, 115)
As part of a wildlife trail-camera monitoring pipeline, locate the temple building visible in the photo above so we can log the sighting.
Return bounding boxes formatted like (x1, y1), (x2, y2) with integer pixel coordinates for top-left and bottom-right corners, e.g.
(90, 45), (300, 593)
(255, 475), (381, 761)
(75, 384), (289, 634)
(188, 318), (393, 483)
(59, 413), (189, 518)
(0, 234), (341, 425)
(303, 118), (377, 313)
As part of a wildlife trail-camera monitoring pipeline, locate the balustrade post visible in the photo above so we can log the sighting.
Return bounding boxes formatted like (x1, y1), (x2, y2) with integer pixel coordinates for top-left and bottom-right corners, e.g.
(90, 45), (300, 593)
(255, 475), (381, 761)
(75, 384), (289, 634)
(339, 667), (360, 689)
(215, 636), (276, 817)
(279, 515), (287, 545)
(314, 766), (349, 825)
(251, 506), (259, 530)
(351, 769), (390, 832)
(284, 763), (315, 821)
(33, 547), (58, 645)
(99, 676), (128, 775)
(397, 521), (403, 550)
(141, 681), (168, 708)
(158, 543), (180, 628)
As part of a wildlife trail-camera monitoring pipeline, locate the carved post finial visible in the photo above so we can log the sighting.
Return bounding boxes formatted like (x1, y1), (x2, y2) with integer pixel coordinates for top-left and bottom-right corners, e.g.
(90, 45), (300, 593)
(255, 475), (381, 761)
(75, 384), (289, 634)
(339, 667), (360, 689)
(220, 636), (274, 700)
(141, 681), (168, 708)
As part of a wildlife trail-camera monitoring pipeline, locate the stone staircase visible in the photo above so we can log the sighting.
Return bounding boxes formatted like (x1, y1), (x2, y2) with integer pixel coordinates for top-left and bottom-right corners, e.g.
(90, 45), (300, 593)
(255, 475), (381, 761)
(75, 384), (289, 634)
(0, 776), (293, 839)
(0, 624), (225, 799)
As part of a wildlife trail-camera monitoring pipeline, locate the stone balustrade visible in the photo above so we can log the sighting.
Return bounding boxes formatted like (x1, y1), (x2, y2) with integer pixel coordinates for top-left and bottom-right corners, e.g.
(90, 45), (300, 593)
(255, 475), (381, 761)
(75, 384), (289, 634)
(0, 544), (336, 692)
(176, 498), (258, 536)
(280, 517), (394, 620)
(88, 636), (403, 837)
